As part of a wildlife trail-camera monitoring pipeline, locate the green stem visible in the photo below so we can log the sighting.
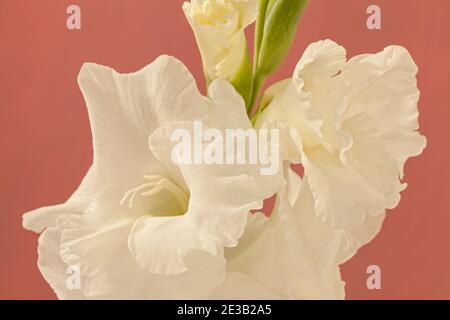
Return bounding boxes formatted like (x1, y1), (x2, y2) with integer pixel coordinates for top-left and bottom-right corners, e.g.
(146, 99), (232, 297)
(247, 0), (269, 117)
(253, 0), (269, 74)
(250, 95), (265, 126)
(247, 72), (266, 116)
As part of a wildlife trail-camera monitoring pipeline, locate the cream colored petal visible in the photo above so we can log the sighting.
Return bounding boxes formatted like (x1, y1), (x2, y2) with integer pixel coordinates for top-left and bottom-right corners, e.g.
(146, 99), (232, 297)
(24, 201), (86, 233)
(341, 113), (405, 210)
(293, 39), (347, 93)
(221, 213), (282, 297)
(128, 214), (218, 276)
(77, 55), (208, 187)
(133, 80), (284, 276)
(58, 214), (137, 298)
(256, 41), (349, 151)
(57, 207), (225, 299)
(257, 83), (324, 152)
(36, 228), (85, 300)
(51, 187), (140, 298)
(229, 0), (259, 28)
(301, 145), (390, 264)
(218, 171), (347, 299)
(209, 273), (280, 299)
(295, 43), (424, 231)
(251, 41), (426, 299)
(207, 78), (250, 130)
(24, 56), (209, 233)
(183, 11), (236, 78)
(183, 0), (255, 79)
(270, 167), (345, 299)
(303, 147), (386, 229)
(137, 121), (282, 275)
(23, 166), (102, 233)
(335, 213), (386, 265)
(342, 45), (427, 176)
(259, 40), (347, 153)
(283, 166), (386, 267)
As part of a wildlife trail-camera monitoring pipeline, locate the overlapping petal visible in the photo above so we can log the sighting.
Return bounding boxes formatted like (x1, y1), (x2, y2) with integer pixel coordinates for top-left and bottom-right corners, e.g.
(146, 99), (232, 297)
(183, 0), (258, 79)
(24, 55), (283, 299)
(23, 55), (208, 233)
(257, 39), (426, 231)
(132, 79), (284, 275)
(211, 167), (348, 299)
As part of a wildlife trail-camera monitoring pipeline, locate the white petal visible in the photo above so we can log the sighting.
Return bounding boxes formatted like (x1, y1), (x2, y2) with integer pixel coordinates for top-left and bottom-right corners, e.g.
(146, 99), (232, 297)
(303, 147), (385, 229)
(223, 213), (281, 294)
(293, 39), (347, 93)
(218, 173), (347, 299)
(207, 79), (251, 130)
(341, 113), (405, 210)
(182, 0), (256, 79)
(135, 122), (282, 275)
(37, 228), (85, 300)
(57, 206), (225, 299)
(291, 165), (386, 261)
(23, 167), (99, 232)
(131, 80), (284, 276)
(259, 40), (426, 232)
(209, 273), (280, 300)
(229, 0), (259, 28)
(128, 214), (218, 276)
(342, 45), (427, 176)
(78, 55), (208, 187)
(271, 168), (346, 299)
(286, 167), (386, 267)
(24, 56), (209, 232)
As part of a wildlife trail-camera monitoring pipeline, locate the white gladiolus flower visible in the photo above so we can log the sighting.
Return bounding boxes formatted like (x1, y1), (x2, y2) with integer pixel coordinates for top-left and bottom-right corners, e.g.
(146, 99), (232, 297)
(210, 166), (356, 300)
(256, 40), (427, 230)
(23, 55), (283, 299)
(183, 0), (258, 81)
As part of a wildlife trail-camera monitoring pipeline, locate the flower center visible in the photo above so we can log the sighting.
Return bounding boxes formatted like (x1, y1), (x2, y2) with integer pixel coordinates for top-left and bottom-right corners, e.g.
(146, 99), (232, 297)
(120, 175), (189, 216)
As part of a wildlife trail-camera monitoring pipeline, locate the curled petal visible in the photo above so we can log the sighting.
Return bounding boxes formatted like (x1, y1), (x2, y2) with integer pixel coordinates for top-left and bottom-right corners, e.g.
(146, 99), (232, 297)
(56, 198), (226, 299)
(37, 228), (85, 299)
(183, 0), (257, 79)
(258, 39), (426, 233)
(77, 56), (208, 187)
(137, 79), (284, 276)
(294, 39), (347, 93)
(342, 45), (427, 176)
(24, 56), (209, 233)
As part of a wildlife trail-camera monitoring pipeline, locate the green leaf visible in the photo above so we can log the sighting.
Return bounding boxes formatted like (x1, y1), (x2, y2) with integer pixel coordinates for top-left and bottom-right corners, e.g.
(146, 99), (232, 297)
(257, 0), (308, 76)
(265, 0), (278, 17)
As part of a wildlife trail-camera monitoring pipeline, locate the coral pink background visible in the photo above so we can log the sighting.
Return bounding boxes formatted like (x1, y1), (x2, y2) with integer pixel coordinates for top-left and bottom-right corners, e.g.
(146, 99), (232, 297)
(1, 0), (449, 299)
